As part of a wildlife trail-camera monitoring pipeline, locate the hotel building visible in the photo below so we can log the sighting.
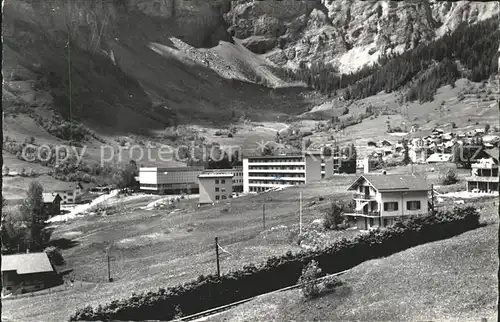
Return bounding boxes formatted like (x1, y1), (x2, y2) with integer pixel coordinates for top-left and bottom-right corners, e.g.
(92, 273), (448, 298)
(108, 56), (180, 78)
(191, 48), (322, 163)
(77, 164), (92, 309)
(242, 152), (333, 193)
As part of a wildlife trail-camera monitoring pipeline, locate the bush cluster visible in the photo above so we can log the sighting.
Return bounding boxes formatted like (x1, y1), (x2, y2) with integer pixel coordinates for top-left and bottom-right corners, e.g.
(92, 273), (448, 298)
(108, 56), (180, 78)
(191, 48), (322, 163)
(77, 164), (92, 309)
(69, 207), (480, 321)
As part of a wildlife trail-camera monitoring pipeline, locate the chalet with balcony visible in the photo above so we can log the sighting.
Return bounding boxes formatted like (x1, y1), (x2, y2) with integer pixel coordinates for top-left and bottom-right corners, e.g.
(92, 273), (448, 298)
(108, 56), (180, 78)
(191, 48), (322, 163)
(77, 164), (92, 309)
(465, 149), (499, 193)
(345, 173), (430, 230)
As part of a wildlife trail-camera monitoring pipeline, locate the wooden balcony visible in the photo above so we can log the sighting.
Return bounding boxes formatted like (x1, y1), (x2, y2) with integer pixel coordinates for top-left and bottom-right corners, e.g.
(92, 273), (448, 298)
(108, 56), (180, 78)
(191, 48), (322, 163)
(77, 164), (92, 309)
(344, 210), (381, 217)
(353, 193), (377, 200)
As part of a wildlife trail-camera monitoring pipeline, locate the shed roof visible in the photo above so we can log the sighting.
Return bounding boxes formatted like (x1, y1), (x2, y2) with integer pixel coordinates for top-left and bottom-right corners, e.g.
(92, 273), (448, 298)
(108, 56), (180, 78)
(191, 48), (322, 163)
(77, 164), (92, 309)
(1, 253), (54, 274)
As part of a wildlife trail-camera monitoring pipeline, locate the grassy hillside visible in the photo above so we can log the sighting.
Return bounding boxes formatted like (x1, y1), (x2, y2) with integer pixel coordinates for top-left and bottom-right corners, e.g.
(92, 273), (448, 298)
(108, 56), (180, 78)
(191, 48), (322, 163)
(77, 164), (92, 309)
(0, 163), (475, 321)
(209, 199), (498, 321)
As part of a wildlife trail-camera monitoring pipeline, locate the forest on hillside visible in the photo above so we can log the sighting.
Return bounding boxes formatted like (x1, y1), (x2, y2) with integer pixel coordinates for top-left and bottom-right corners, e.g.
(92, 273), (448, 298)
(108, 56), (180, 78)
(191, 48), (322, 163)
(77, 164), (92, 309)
(272, 16), (499, 103)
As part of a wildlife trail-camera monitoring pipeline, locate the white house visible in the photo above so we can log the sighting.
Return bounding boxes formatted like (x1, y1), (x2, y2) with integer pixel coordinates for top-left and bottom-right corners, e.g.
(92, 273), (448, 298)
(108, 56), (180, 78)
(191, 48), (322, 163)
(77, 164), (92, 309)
(409, 147), (428, 164)
(465, 149), (499, 193)
(53, 182), (84, 204)
(344, 173), (430, 230)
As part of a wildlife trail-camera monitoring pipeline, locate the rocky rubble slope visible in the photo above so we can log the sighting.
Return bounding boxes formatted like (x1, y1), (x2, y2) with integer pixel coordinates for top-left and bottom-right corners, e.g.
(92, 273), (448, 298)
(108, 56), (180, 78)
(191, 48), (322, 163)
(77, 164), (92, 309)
(226, 0), (499, 73)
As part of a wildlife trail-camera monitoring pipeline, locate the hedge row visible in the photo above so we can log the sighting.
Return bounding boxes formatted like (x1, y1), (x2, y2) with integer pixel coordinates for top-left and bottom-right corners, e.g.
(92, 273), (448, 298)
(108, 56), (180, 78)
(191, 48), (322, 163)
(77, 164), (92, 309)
(69, 207), (480, 321)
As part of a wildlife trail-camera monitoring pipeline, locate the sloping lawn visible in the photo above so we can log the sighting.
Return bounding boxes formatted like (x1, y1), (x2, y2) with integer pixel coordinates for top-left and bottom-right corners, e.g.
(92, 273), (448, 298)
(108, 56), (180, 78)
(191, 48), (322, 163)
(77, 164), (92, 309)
(211, 200), (498, 322)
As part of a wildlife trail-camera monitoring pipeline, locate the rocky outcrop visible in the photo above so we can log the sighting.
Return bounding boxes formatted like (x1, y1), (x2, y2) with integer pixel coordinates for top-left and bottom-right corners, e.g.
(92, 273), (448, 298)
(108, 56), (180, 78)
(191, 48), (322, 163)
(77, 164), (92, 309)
(226, 0), (499, 72)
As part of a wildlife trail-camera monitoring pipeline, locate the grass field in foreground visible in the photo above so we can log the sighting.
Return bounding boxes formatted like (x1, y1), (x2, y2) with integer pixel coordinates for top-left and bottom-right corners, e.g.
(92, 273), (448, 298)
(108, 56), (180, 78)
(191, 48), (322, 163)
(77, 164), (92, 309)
(210, 199), (498, 322)
(0, 165), (483, 322)
(1, 174), (358, 322)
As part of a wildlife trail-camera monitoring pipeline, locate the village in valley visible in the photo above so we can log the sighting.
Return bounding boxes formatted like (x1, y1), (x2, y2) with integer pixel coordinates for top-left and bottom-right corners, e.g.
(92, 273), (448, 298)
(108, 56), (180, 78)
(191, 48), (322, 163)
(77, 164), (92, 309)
(2, 1), (499, 321)
(1, 117), (498, 321)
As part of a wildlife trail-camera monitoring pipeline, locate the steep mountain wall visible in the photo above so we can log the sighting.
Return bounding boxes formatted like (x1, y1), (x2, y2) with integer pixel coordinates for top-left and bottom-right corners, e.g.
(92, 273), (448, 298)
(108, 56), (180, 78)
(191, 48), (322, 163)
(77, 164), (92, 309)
(226, 0), (499, 72)
(2, 0), (313, 133)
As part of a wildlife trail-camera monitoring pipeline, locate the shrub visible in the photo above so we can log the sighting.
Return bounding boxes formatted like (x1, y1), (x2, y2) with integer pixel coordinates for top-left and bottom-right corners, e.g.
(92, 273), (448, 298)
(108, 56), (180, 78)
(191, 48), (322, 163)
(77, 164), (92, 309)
(227, 133), (233, 138)
(298, 260), (323, 300)
(44, 246), (65, 266)
(451, 122), (457, 129)
(323, 201), (346, 230)
(439, 169), (459, 185)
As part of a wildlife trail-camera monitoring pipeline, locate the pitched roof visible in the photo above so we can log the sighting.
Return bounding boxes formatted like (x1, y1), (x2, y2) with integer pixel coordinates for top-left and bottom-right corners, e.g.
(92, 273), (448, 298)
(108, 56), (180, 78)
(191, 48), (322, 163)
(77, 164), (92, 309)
(348, 173), (430, 192)
(1, 253), (54, 274)
(485, 148), (499, 162)
(53, 181), (83, 192)
(42, 193), (61, 203)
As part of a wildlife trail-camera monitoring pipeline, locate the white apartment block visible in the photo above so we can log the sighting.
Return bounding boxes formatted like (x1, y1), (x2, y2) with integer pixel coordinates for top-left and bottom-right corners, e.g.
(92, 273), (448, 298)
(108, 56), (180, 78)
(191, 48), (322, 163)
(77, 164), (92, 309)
(242, 152), (333, 193)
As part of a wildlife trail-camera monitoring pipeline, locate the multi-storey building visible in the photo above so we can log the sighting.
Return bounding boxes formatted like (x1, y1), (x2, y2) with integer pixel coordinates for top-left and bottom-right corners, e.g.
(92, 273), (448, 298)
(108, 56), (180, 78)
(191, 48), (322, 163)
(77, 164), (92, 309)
(201, 166), (243, 192)
(465, 150), (499, 193)
(198, 172), (234, 204)
(53, 182), (84, 204)
(139, 167), (204, 194)
(242, 152), (333, 193)
(345, 173), (429, 230)
(139, 166), (243, 195)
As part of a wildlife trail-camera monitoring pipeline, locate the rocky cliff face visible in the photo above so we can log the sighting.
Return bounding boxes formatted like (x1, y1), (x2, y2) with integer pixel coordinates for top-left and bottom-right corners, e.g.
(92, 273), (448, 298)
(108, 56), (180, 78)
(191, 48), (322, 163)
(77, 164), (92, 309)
(3, 0), (315, 132)
(226, 0), (499, 73)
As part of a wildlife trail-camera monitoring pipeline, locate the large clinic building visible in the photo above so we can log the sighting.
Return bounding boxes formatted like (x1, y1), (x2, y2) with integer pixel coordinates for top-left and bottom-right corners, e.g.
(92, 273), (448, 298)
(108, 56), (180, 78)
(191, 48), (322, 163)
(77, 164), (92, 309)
(139, 166), (243, 195)
(242, 152), (333, 193)
(139, 167), (204, 194)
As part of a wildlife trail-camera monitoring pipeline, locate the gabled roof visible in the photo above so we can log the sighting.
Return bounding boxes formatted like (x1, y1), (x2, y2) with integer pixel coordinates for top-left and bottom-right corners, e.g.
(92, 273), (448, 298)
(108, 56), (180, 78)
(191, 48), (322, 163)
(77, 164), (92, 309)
(1, 253), (54, 274)
(42, 193), (61, 203)
(53, 181), (83, 192)
(348, 173), (430, 192)
(484, 148), (499, 163)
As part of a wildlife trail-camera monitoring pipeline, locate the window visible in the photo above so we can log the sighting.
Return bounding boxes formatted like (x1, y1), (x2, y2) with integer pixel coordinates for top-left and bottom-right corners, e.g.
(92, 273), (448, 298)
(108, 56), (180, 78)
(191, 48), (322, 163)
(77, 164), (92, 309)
(222, 195), (227, 200)
(369, 218), (374, 227)
(215, 180), (219, 184)
(406, 201), (421, 210)
(215, 187), (219, 192)
(221, 188), (226, 192)
(215, 195), (220, 200)
(221, 179), (226, 184)
(383, 202), (398, 211)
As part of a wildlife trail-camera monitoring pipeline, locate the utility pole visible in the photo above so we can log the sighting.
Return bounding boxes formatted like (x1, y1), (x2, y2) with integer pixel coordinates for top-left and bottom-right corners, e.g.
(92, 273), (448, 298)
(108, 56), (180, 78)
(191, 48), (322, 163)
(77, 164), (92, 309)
(430, 184), (435, 215)
(107, 252), (111, 282)
(215, 236), (221, 278)
(299, 192), (303, 235)
(262, 203), (266, 230)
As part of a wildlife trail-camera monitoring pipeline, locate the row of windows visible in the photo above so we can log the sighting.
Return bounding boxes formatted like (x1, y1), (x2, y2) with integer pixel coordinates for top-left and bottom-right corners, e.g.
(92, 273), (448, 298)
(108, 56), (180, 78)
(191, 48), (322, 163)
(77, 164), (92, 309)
(249, 180), (303, 186)
(248, 159), (303, 163)
(383, 201), (421, 211)
(214, 195), (228, 200)
(248, 166), (305, 170)
(214, 179), (226, 184)
(248, 173), (305, 178)
(215, 187), (227, 193)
